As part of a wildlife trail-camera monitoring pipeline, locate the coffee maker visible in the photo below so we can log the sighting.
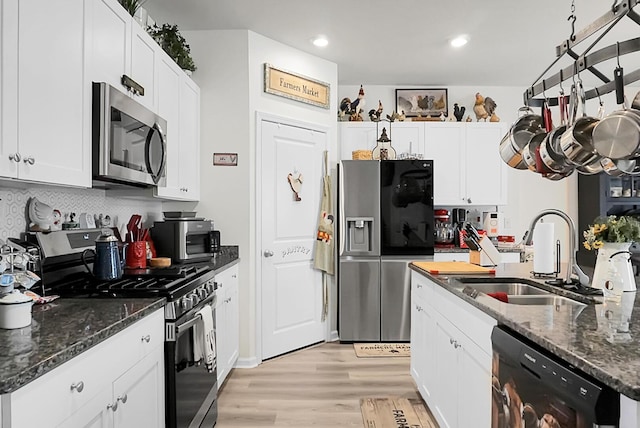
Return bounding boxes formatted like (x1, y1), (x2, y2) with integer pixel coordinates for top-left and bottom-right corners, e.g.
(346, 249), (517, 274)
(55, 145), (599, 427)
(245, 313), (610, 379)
(434, 209), (455, 248)
(451, 209), (467, 246)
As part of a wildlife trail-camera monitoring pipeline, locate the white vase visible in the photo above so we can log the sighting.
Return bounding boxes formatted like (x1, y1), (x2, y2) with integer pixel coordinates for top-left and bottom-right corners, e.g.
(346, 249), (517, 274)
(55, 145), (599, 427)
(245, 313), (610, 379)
(591, 242), (636, 295)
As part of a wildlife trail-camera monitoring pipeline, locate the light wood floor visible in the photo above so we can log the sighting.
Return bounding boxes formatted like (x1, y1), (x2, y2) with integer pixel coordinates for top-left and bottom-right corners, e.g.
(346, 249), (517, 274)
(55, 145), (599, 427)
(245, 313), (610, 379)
(216, 342), (424, 427)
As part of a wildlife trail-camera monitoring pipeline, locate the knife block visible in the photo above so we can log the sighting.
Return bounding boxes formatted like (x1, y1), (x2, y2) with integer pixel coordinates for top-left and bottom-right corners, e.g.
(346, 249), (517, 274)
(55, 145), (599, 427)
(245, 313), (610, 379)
(469, 236), (502, 267)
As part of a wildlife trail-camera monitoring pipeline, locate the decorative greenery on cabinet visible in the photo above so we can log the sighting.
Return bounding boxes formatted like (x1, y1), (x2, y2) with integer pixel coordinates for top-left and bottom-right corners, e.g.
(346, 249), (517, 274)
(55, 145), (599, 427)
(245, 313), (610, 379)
(118, 0), (145, 17)
(148, 24), (197, 72)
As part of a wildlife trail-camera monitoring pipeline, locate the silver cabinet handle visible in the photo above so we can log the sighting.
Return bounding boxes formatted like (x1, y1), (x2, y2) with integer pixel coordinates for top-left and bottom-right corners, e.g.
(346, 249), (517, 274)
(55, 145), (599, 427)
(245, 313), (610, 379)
(416, 284), (423, 288)
(141, 335), (151, 343)
(232, 274), (237, 278)
(8, 153), (21, 163)
(449, 338), (454, 345)
(70, 381), (84, 393)
(118, 394), (128, 404)
(23, 156), (35, 165)
(264, 250), (274, 257)
(454, 341), (461, 349)
(107, 401), (119, 412)
(467, 198), (472, 204)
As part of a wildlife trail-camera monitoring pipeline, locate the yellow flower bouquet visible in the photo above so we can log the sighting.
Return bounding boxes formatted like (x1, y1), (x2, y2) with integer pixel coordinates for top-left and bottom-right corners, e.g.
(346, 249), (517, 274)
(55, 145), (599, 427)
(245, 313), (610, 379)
(583, 215), (640, 250)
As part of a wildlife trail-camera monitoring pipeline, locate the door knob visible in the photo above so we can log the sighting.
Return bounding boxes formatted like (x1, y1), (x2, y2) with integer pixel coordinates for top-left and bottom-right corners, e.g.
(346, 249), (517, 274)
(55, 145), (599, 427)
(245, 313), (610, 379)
(263, 250), (274, 257)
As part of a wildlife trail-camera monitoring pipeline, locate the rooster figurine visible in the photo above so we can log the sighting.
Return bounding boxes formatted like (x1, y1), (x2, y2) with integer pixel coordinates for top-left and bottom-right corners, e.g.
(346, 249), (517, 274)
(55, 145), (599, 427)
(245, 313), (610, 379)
(339, 85), (366, 121)
(473, 93), (498, 122)
(368, 100), (383, 122)
(453, 103), (466, 122)
(287, 172), (303, 201)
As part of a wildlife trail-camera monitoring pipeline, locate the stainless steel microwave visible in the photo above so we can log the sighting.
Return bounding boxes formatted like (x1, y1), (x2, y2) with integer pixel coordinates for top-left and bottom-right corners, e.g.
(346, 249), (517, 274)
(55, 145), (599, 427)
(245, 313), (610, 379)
(92, 82), (167, 187)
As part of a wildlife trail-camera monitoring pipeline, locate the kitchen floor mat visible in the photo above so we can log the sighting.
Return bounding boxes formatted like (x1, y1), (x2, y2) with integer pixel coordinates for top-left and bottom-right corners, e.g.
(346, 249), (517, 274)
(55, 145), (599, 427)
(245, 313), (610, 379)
(360, 397), (438, 428)
(353, 343), (410, 358)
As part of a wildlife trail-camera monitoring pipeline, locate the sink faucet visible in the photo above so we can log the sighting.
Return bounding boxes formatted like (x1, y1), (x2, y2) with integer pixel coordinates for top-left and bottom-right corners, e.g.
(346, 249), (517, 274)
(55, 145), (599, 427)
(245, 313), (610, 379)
(524, 209), (590, 286)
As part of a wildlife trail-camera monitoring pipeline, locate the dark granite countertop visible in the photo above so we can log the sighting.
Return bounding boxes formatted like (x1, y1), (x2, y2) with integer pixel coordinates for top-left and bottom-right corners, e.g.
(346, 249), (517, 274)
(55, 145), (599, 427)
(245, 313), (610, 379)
(0, 297), (165, 394)
(410, 261), (640, 401)
(0, 246), (240, 394)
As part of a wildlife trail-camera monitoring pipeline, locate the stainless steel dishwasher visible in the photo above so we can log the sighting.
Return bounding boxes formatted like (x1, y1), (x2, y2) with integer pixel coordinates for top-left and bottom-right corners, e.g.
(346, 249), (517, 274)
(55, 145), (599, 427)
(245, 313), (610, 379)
(491, 326), (619, 427)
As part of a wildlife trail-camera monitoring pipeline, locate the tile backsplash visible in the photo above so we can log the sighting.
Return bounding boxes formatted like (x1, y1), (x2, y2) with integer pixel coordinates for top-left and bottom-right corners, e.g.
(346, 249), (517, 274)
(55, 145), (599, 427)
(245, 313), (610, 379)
(0, 186), (163, 241)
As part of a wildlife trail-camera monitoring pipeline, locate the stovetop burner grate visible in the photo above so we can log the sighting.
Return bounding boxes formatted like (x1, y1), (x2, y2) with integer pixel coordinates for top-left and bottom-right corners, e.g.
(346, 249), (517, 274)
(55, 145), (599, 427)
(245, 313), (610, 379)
(46, 263), (213, 299)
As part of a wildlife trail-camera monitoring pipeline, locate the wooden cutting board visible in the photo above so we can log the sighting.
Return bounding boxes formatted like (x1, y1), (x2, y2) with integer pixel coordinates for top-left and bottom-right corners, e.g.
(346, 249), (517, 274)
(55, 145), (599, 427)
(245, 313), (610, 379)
(412, 261), (495, 275)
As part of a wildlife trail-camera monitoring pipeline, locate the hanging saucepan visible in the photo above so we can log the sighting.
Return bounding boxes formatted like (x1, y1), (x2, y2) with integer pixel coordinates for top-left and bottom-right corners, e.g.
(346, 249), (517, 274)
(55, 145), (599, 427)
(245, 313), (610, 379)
(539, 125), (574, 175)
(522, 131), (547, 173)
(499, 107), (544, 170)
(560, 82), (602, 170)
(601, 157), (640, 176)
(592, 96), (640, 160)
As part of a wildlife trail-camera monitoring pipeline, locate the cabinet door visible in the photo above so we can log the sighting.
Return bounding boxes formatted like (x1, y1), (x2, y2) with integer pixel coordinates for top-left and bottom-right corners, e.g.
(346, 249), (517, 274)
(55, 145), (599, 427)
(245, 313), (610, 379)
(177, 75), (201, 200)
(424, 123), (465, 206)
(130, 23), (158, 112)
(411, 292), (437, 401)
(0, 0), (18, 178)
(214, 287), (228, 388)
(87, 0), (131, 91)
(464, 123), (508, 205)
(154, 55), (182, 199)
(458, 341), (492, 428)
(339, 122), (378, 159)
(15, 0), (91, 187)
(388, 122), (425, 157)
(433, 317), (459, 428)
(56, 388), (112, 428)
(112, 346), (164, 428)
(225, 267), (240, 370)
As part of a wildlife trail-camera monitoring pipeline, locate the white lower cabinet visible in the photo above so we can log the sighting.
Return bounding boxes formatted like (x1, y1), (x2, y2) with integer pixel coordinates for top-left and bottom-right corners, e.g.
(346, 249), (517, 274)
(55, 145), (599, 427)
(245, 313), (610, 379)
(215, 264), (239, 388)
(3, 309), (164, 428)
(411, 271), (496, 428)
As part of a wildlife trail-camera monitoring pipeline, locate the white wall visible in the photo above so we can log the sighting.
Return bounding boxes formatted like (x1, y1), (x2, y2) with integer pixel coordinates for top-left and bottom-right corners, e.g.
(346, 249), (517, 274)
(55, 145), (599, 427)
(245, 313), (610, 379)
(184, 29), (338, 364)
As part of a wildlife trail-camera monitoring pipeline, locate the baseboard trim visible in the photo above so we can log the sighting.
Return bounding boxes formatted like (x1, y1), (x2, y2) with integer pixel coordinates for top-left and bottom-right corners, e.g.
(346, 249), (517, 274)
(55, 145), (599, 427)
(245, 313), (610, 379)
(329, 330), (339, 342)
(234, 356), (260, 369)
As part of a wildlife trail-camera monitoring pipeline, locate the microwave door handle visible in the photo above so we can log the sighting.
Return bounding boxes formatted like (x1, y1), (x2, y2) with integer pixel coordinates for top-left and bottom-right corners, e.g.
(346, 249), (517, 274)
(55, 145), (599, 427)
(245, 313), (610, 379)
(145, 122), (167, 184)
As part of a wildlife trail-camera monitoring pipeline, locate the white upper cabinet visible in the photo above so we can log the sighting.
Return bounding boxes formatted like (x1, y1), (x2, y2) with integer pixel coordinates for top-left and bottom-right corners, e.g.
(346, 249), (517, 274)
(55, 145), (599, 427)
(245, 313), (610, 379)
(86, 0), (131, 91)
(86, 0), (156, 110)
(0, 0), (91, 187)
(339, 121), (508, 206)
(154, 58), (201, 201)
(425, 122), (508, 206)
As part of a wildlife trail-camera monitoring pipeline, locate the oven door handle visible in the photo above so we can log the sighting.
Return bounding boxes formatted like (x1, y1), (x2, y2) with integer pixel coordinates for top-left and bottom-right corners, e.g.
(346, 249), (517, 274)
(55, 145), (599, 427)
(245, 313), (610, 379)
(176, 314), (202, 338)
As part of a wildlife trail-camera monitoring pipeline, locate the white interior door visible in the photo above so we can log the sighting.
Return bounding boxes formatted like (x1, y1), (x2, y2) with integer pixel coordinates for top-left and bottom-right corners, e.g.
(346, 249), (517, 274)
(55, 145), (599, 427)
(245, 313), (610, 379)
(260, 119), (326, 360)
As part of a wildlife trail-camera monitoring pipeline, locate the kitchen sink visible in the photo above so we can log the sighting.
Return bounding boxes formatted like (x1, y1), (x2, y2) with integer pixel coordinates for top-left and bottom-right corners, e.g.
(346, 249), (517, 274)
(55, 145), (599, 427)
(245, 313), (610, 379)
(456, 277), (587, 307)
(456, 277), (551, 296)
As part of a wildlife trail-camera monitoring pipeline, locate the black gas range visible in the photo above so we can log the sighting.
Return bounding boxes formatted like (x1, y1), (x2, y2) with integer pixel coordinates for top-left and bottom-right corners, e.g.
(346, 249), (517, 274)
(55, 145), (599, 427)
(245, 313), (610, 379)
(26, 228), (219, 428)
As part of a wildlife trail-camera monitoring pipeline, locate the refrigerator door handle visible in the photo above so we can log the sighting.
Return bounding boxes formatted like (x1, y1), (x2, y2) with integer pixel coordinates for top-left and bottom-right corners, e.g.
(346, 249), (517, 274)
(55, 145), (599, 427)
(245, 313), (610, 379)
(339, 161), (345, 256)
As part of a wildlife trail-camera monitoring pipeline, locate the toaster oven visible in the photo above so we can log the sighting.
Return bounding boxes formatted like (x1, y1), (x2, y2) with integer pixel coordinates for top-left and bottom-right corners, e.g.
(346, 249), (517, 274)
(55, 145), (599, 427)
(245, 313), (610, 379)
(151, 220), (216, 263)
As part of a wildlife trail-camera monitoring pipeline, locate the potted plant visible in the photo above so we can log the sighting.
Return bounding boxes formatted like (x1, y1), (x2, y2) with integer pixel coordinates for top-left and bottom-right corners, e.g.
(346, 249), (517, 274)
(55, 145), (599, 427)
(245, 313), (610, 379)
(118, 0), (145, 17)
(147, 24), (197, 73)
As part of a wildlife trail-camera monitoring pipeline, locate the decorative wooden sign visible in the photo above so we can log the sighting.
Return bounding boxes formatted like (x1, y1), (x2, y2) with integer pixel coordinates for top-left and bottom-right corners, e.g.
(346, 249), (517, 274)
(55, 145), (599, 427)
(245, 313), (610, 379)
(213, 153), (238, 166)
(264, 64), (330, 109)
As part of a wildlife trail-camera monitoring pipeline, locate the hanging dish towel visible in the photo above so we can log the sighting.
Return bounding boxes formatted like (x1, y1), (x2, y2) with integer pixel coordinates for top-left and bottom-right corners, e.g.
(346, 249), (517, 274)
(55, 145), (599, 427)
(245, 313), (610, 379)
(193, 305), (216, 373)
(313, 151), (335, 275)
(313, 151), (335, 321)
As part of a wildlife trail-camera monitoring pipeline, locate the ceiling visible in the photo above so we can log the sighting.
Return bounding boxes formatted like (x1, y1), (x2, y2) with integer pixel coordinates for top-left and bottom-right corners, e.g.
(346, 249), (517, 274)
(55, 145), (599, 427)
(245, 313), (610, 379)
(143, 0), (640, 90)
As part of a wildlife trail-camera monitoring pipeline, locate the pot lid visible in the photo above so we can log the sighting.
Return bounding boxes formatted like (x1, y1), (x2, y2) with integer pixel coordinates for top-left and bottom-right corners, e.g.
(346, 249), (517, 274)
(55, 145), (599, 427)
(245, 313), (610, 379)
(0, 291), (33, 305)
(95, 233), (118, 243)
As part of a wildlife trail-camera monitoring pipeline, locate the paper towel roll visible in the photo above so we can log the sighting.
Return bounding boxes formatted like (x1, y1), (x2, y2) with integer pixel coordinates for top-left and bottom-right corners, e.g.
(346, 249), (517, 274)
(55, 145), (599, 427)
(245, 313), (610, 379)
(533, 223), (555, 274)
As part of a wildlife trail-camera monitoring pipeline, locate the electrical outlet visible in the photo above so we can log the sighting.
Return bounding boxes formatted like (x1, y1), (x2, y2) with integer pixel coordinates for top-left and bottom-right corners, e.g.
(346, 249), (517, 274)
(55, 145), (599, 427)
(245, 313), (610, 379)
(503, 217), (512, 230)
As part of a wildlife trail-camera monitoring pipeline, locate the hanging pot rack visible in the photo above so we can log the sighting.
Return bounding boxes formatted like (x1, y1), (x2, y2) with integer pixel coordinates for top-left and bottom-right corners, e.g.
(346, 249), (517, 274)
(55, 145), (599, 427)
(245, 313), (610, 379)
(524, 0), (640, 107)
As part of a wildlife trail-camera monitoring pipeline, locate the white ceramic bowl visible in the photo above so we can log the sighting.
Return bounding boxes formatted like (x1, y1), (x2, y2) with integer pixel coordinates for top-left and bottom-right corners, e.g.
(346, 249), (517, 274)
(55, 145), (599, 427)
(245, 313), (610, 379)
(0, 291), (33, 329)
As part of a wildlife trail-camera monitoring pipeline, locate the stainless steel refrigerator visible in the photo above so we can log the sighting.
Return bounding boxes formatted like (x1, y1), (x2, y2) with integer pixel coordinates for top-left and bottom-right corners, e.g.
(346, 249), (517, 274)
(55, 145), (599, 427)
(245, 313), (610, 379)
(338, 160), (434, 342)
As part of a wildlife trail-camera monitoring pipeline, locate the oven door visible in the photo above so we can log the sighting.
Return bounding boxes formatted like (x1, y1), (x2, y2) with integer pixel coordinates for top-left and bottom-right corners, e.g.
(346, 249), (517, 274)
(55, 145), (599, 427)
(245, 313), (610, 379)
(166, 295), (218, 428)
(93, 82), (167, 187)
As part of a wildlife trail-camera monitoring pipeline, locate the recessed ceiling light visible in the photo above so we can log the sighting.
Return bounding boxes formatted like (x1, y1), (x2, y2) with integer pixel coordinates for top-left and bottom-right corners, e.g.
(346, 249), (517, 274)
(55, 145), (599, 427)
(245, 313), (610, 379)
(312, 36), (329, 47)
(450, 36), (468, 48)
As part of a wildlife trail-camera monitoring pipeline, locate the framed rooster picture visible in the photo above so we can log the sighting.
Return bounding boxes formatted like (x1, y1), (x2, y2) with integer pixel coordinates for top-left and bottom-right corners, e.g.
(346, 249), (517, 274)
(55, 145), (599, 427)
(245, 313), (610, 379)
(395, 88), (448, 118)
